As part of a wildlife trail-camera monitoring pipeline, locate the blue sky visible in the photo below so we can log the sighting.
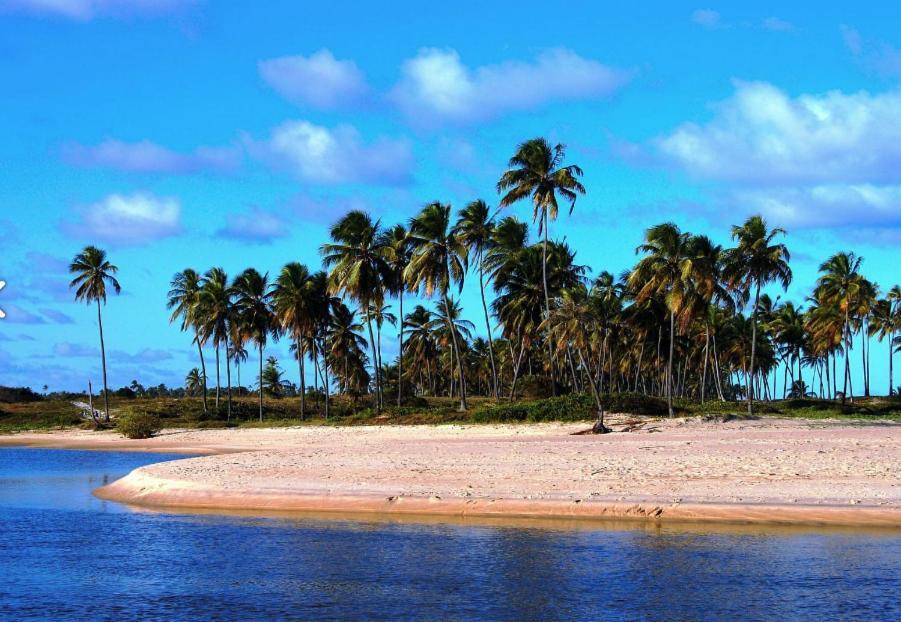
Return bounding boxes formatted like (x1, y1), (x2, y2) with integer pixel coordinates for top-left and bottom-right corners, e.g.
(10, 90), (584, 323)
(2, 1), (900, 393)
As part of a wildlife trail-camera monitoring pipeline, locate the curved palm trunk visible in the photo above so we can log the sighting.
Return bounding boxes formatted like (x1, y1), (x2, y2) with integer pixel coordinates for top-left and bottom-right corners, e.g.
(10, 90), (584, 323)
(478, 253), (499, 399)
(96, 299), (111, 423)
(376, 322), (384, 406)
(541, 210), (556, 396)
(365, 311), (381, 412)
(667, 309), (675, 417)
(397, 290), (404, 407)
(701, 324), (710, 404)
(890, 328), (895, 397)
(510, 336), (526, 401)
(747, 282), (760, 416)
(842, 307), (851, 404)
(444, 293), (467, 411)
(297, 336), (305, 420)
(258, 341), (264, 422)
(578, 349), (607, 432)
(194, 330), (208, 413)
(322, 340), (330, 420)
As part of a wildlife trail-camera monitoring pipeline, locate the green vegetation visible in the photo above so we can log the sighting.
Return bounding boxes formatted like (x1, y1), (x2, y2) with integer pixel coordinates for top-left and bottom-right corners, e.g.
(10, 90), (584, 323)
(0, 401), (84, 434)
(116, 410), (162, 439)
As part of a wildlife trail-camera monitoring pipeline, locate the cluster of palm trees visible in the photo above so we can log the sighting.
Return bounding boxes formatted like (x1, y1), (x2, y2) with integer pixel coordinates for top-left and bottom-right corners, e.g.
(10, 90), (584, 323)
(70, 138), (901, 428)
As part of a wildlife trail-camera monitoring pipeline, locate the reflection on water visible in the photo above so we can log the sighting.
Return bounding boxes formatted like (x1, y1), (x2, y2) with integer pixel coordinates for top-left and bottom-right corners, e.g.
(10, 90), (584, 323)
(0, 447), (898, 621)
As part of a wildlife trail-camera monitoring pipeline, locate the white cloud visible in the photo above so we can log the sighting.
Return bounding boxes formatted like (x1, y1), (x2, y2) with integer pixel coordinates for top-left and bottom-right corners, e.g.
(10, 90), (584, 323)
(842, 26), (901, 77)
(391, 48), (629, 124)
(62, 139), (240, 174)
(66, 192), (182, 245)
(257, 120), (413, 185)
(216, 207), (288, 244)
(762, 17), (793, 32)
(3, 0), (192, 20)
(691, 9), (721, 29)
(259, 49), (368, 109)
(53, 342), (98, 357)
(733, 185), (901, 229)
(657, 81), (901, 184)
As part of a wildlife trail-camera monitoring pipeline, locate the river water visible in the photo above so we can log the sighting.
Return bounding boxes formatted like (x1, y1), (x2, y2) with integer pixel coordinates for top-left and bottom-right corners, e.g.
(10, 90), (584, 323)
(0, 447), (898, 621)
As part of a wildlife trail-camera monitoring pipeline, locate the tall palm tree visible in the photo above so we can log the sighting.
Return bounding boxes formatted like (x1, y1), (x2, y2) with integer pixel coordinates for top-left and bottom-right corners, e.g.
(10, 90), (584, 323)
(272, 262), (315, 419)
(497, 138), (585, 393)
(382, 224), (412, 406)
(321, 211), (392, 411)
(627, 224), (700, 417)
(723, 215), (791, 415)
(454, 199), (500, 398)
(369, 302), (396, 398)
(815, 252), (866, 404)
(69, 246), (120, 422)
(405, 201), (469, 410)
(328, 302), (369, 394)
(870, 290), (900, 397)
(232, 268), (274, 421)
(229, 338), (248, 393)
(167, 268), (209, 413)
(403, 305), (438, 395)
(199, 267), (232, 414)
(185, 367), (203, 396)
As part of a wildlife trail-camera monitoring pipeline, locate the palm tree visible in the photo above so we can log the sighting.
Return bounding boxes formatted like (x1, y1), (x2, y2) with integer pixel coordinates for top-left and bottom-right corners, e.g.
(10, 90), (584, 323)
(723, 215), (791, 415)
(403, 305), (438, 395)
(199, 267), (232, 414)
(454, 199), (500, 398)
(382, 224), (412, 406)
(870, 290), (900, 397)
(261, 356), (288, 397)
(185, 367), (203, 396)
(328, 302), (369, 394)
(321, 211), (392, 411)
(815, 252), (866, 404)
(272, 262), (315, 419)
(369, 302), (396, 398)
(229, 339), (248, 393)
(232, 268), (273, 420)
(497, 138), (585, 393)
(405, 201), (469, 410)
(69, 246), (120, 422)
(167, 268), (209, 413)
(627, 224), (701, 417)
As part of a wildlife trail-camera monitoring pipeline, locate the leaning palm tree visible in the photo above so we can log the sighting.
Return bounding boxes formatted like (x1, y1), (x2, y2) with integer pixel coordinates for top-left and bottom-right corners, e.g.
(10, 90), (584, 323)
(405, 201), (469, 410)
(232, 268), (274, 421)
(722, 215), (792, 415)
(167, 268), (208, 413)
(497, 138), (585, 393)
(69, 246), (120, 422)
(272, 262), (315, 419)
(321, 211), (392, 411)
(454, 199), (500, 398)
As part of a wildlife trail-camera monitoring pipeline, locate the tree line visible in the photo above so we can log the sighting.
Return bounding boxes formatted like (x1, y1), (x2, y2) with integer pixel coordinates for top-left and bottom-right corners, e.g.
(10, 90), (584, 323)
(68, 138), (901, 431)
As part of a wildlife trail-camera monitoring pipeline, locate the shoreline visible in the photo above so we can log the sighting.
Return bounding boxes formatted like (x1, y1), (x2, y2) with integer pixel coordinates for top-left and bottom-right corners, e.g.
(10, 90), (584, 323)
(4, 418), (900, 528)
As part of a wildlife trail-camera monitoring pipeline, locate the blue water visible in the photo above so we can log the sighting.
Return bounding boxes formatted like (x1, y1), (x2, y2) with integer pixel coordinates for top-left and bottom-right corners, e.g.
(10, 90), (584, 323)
(0, 448), (899, 621)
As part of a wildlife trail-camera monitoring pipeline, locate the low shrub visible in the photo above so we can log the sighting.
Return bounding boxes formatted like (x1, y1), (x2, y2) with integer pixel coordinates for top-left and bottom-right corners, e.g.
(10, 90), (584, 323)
(515, 375), (554, 399)
(117, 410), (162, 439)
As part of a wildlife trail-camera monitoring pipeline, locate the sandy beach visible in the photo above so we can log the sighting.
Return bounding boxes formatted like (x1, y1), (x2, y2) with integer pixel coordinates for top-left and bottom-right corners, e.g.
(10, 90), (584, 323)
(3, 415), (900, 527)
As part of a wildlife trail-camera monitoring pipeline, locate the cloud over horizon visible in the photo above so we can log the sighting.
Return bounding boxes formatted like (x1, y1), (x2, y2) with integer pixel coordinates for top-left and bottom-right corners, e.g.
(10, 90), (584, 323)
(259, 49), (368, 109)
(216, 207), (289, 244)
(391, 48), (629, 125)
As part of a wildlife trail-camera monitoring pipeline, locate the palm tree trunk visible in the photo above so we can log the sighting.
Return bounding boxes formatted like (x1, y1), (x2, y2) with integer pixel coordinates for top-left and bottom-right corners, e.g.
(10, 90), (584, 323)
(96, 299), (111, 423)
(365, 311), (381, 413)
(634, 340), (645, 394)
(258, 341), (264, 422)
(541, 210), (556, 396)
(667, 309), (675, 417)
(225, 334), (232, 423)
(444, 293), (468, 410)
(747, 282), (761, 416)
(215, 342), (221, 410)
(297, 336), (305, 420)
(376, 321), (383, 407)
(398, 289), (404, 407)
(842, 308), (851, 404)
(578, 349), (607, 432)
(712, 333), (725, 401)
(701, 324), (710, 404)
(510, 336), (526, 401)
(890, 329), (895, 396)
(478, 254), (499, 399)
(323, 343), (330, 420)
(195, 330), (208, 413)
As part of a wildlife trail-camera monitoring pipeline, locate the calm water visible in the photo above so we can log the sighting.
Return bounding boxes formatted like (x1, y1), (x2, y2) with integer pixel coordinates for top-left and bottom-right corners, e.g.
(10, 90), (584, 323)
(0, 448), (899, 621)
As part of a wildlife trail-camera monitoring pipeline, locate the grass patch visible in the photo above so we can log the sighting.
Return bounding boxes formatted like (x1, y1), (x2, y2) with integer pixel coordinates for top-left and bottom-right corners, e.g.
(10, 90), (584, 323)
(0, 400), (85, 434)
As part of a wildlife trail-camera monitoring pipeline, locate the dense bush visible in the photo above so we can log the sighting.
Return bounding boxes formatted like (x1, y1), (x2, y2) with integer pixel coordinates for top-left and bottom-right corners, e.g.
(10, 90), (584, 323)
(471, 392), (669, 423)
(514, 375), (554, 399)
(602, 392), (668, 415)
(117, 411), (162, 439)
(0, 386), (43, 403)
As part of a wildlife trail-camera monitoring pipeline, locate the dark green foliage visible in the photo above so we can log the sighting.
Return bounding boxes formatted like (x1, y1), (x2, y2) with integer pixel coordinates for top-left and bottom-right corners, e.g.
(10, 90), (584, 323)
(117, 410), (162, 439)
(515, 375), (554, 399)
(0, 386), (43, 403)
